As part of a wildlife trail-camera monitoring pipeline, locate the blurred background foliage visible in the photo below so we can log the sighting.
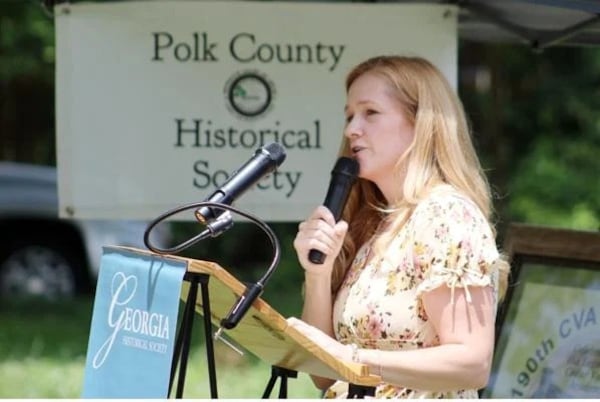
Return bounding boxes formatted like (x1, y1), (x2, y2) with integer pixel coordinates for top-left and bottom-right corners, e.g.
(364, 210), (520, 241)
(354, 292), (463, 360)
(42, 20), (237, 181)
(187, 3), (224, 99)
(0, 0), (55, 164)
(460, 44), (600, 234)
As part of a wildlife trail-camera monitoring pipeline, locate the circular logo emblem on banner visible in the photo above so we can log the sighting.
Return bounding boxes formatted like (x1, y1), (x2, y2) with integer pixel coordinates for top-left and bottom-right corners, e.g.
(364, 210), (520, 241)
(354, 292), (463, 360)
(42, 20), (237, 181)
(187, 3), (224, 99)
(224, 70), (275, 119)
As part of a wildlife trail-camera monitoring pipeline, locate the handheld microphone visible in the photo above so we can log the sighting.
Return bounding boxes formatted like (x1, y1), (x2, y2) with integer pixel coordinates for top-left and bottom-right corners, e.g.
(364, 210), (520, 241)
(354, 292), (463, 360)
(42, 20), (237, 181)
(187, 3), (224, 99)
(308, 157), (359, 264)
(195, 142), (286, 224)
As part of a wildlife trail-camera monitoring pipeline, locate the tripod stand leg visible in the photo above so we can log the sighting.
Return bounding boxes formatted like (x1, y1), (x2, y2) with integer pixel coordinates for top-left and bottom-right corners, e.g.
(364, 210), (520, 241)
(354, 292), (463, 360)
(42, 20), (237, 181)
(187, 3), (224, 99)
(168, 303), (187, 394)
(199, 276), (218, 398)
(175, 275), (199, 398)
(262, 366), (297, 399)
(278, 375), (288, 399)
(261, 375), (278, 398)
(168, 273), (219, 399)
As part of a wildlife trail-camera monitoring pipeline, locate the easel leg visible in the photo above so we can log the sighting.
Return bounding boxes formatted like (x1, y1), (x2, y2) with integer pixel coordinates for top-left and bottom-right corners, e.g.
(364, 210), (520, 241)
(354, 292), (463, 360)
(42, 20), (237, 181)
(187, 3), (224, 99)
(168, 274), (219, 399)
(174, 275), (199, 398)
(168, 301), (187, 394)
(262, 366), (297, 399)
(199, 275), (218, 398)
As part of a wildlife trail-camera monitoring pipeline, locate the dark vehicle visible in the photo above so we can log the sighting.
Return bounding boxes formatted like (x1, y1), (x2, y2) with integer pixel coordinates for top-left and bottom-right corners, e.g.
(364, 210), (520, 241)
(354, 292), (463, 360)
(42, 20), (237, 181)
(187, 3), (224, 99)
(0, 162), (170, 299)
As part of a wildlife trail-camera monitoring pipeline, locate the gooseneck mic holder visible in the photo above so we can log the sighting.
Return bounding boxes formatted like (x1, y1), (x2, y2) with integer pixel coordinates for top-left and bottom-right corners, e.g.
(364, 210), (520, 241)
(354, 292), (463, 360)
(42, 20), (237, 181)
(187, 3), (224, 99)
(144, 201), (281, 330)
(143, 201), (281, 398)
(143, 201), (235, 255)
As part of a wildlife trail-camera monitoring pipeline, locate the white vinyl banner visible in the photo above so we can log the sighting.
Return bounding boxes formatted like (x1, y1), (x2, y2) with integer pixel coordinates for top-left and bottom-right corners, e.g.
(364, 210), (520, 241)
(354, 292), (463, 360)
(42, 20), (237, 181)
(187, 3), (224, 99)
(55, 0), (457, 221)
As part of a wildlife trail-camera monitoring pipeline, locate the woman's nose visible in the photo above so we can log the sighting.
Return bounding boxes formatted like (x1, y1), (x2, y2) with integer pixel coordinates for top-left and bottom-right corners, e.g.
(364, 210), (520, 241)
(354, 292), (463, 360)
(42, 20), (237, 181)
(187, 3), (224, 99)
(344, 119), (361, 139)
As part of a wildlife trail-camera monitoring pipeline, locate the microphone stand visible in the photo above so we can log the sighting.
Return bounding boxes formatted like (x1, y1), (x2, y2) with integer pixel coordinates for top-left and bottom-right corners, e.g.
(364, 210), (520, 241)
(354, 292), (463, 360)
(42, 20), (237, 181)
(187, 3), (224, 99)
(144, 202), (289, 398)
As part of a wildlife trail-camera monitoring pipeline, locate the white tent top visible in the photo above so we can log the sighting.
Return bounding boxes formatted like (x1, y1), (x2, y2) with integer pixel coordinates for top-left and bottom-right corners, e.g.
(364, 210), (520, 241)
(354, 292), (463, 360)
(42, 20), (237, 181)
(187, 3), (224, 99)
(427, 0), (600, 50)
(255, 0), (600, 50)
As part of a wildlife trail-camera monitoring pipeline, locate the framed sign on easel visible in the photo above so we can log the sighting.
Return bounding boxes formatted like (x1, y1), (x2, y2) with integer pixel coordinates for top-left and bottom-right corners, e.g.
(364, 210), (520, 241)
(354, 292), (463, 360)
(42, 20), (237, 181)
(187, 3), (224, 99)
(483, 223), (600, 398)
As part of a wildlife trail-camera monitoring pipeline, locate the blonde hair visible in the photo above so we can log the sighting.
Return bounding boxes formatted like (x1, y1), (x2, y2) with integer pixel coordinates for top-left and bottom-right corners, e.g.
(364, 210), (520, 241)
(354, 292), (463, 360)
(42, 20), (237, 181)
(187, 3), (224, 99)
(332, 55), (509, 299)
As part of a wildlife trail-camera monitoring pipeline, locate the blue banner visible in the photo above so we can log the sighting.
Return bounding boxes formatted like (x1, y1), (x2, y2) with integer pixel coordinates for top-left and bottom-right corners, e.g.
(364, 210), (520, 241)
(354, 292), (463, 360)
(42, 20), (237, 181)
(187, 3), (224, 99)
(82, 247), (187, 398)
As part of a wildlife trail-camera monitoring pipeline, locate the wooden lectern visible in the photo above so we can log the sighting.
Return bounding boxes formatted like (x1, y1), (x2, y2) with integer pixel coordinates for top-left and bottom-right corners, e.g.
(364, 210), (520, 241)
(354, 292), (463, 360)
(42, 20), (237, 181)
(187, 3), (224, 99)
(112, 246), (380, 398)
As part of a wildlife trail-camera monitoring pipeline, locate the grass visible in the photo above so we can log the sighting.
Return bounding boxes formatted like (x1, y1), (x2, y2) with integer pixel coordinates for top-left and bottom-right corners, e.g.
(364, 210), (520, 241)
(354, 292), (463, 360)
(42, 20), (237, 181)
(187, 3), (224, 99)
(0, 296), (320, 398)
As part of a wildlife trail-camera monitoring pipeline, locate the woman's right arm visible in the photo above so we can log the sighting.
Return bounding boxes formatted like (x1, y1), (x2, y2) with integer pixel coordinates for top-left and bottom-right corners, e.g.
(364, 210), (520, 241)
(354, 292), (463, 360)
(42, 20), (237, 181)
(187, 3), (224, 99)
(293, 205), (348, 390)
(302, 271), (336, 390)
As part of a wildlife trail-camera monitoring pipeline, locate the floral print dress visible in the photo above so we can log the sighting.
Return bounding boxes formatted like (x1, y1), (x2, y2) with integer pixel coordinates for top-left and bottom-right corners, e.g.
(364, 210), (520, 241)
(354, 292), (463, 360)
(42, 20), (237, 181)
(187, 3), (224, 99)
(325, 185), (500, 399)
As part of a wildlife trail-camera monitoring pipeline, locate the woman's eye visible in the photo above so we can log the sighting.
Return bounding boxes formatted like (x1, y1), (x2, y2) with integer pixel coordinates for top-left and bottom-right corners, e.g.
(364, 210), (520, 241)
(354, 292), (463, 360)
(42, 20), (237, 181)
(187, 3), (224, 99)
(345, 114), (353, 123)
(366, 109), (378, 116)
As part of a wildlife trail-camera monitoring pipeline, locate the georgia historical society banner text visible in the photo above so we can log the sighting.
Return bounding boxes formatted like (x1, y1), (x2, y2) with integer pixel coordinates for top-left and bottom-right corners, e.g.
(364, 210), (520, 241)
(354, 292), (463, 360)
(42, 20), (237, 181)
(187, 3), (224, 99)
(82, 247), (187, 398)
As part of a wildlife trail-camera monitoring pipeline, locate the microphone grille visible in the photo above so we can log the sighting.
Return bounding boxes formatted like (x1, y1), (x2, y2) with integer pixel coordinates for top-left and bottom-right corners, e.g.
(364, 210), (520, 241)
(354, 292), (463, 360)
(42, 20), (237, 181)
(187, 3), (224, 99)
(263, 142), (287, 166)
(332, 157), (359, 177)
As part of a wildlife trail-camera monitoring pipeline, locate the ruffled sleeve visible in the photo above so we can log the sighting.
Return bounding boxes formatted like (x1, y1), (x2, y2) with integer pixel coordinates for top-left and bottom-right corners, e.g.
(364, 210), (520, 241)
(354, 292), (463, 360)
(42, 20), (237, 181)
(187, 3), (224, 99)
(413, 193), (499, 304)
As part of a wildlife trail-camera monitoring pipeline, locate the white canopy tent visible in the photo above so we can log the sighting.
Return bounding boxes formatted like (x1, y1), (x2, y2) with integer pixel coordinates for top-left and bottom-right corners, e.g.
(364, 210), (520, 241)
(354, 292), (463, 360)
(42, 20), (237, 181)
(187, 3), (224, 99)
(259, 0), (600, 49)
(429, 0), (600, 50)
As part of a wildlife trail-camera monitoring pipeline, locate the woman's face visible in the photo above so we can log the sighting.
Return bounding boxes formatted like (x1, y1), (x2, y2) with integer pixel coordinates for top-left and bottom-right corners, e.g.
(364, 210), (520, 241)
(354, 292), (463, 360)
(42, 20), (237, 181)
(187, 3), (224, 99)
(344, 72), (415, 200)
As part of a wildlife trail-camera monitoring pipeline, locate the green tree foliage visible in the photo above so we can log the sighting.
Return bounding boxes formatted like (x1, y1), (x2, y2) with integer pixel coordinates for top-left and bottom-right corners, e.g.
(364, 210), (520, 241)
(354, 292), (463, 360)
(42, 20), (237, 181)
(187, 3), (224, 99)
(510, 137), (599, 229)
(0, 0), (55, 163)
(0, 0), (54, 81)
(460, 43), (600, 232)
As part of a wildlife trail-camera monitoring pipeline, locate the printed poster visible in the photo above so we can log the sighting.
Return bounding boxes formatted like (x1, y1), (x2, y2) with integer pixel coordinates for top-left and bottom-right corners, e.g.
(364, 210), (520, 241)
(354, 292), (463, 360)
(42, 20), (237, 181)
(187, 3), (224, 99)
(82, 247), (187, 398)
